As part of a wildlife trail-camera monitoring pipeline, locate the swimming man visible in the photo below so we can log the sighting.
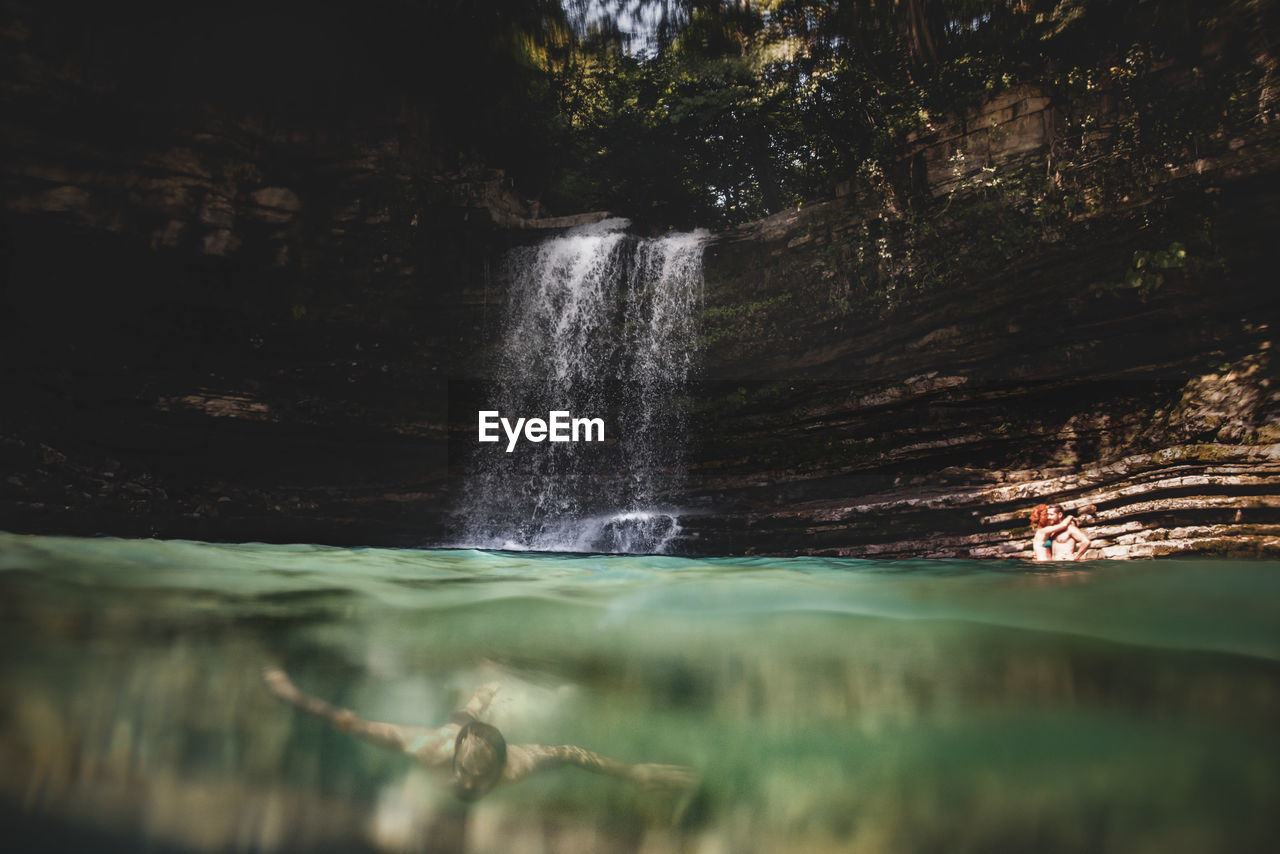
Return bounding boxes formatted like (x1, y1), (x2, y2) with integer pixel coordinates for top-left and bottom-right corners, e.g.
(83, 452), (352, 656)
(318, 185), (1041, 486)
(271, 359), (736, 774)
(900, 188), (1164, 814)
(262, 666), (697, 801)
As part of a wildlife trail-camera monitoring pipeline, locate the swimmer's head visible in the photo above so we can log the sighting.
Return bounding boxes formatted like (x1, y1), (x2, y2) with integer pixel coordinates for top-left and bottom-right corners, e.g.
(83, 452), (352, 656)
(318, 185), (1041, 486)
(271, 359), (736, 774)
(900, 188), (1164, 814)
(1030, 503), (1065, 528)
(451, 720), (506, 801)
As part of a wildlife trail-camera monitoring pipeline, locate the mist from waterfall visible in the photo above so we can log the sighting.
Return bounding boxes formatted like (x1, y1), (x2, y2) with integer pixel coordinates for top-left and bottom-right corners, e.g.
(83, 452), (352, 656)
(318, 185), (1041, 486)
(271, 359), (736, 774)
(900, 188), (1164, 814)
(455, 218), (707, 553)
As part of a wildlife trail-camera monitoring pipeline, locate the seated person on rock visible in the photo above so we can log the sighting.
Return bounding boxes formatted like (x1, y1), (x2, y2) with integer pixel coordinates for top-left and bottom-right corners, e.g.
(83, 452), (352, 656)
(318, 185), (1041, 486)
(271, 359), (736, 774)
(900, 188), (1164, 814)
(1030, 503), (1093, 561)
(263, 666), (697, 802)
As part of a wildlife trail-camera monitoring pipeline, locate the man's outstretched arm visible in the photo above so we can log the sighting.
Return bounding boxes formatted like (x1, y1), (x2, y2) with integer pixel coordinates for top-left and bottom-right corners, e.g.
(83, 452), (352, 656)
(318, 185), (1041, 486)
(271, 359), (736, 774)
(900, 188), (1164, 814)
(262, 666), (455, 765)
(504, 743), (697, 790)
(457, 681), (501, 720)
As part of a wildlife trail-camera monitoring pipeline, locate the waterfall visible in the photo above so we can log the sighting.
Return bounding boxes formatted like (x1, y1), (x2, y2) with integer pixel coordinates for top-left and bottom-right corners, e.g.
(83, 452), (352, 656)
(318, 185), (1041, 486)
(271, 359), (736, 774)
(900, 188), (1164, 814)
(455, 218), (707, 553)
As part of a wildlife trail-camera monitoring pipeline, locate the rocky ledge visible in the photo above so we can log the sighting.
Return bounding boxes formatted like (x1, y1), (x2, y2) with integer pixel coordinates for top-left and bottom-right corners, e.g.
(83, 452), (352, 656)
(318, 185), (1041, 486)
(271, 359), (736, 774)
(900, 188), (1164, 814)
(677, 97), (1279, 559)
(2, 43), (1277, 558)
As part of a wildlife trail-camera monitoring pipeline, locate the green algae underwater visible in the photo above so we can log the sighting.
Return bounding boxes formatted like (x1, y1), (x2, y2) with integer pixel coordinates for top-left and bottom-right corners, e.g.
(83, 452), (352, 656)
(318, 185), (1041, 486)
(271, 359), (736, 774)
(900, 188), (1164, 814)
(1, 532), (1277, 853)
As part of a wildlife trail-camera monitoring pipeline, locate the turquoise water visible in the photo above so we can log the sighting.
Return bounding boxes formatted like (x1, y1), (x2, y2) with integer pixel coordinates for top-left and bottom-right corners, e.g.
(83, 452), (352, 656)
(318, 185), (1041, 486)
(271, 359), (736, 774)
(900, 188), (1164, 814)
(1, 532), (1278, 853)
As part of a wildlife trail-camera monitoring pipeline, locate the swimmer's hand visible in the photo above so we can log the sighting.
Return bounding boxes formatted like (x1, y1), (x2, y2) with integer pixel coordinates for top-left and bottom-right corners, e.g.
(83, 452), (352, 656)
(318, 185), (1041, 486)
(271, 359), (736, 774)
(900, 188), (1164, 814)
(262, 665), (298, 699)
(628, 763), (699, 791)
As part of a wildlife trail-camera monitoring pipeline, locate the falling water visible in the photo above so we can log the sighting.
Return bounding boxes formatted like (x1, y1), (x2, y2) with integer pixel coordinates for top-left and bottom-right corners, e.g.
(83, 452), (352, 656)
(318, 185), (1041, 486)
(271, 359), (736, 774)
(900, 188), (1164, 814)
(456, 218), (707, 553)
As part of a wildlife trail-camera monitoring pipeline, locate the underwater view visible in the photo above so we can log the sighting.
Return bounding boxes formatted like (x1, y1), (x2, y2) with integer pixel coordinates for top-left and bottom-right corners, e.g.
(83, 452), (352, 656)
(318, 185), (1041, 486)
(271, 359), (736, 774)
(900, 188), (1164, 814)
(4, 2), (1278, 853)
(2, 532), (1278, 853)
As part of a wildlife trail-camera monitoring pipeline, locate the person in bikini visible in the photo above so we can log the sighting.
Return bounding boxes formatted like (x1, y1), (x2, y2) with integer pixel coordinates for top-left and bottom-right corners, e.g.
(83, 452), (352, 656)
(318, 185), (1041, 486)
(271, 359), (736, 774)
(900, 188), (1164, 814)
(1029, 503), (1093, 561)
(262, 666), (697, 802)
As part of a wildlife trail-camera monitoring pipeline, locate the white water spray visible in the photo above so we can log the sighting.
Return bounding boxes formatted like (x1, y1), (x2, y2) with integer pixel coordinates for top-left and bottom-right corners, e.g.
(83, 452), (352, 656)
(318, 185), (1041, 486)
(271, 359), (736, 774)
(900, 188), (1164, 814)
(456, 218), (707, 553)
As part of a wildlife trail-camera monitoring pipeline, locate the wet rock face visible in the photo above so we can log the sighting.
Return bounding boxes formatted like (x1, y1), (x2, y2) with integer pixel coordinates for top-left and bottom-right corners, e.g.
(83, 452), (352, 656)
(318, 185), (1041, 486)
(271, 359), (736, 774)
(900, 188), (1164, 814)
(1, 16), (1277, 559)
(674, 291), (1278, 558)
(676, 120), (1280, 558)
(0, 5), (619, 548)
(0, 5), (530, 546)
(901, 84), (1060, 198)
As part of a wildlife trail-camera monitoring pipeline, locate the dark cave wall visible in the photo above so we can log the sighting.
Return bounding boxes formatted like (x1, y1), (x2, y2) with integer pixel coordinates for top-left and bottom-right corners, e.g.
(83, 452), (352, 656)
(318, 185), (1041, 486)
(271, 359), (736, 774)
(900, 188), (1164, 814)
(678, 103), (1280, 558)
(1, 4), (1277, 557)
(0, 3), (537, 544)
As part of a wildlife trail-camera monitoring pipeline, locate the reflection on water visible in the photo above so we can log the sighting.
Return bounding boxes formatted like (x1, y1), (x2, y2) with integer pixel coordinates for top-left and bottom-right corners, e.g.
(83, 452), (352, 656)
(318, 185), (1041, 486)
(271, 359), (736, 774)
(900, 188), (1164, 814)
(1, 532), (1278, 852)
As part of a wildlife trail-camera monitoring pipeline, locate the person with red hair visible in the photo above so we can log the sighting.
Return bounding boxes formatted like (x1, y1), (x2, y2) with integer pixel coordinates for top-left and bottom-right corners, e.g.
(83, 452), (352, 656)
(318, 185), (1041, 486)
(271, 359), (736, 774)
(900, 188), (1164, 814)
(1030, 503), (1093, 561)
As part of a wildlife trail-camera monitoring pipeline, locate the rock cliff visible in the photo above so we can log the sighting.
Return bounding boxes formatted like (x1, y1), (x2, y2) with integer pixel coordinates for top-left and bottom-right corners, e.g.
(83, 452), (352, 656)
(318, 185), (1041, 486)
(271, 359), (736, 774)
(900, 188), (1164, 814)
(678, 86), (1279, 558)
(0, 4), (517, 544)
(2, 8), (1277, 558)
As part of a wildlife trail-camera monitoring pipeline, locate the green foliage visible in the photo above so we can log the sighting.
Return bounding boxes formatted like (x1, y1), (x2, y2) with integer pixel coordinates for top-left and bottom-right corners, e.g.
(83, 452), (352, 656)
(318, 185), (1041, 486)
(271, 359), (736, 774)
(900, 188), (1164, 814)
(406, 0), (1271, 229)
(701, 291), (794, 345)
(560, 3), (1256, 225)
(1093, 241), (1189, 298)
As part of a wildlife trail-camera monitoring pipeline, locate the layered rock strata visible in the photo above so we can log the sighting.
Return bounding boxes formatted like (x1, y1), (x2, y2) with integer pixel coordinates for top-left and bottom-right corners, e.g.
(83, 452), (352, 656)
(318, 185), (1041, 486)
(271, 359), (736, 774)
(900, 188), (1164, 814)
(678, 122), (1279, 558)
(1, 11), (1277, 558)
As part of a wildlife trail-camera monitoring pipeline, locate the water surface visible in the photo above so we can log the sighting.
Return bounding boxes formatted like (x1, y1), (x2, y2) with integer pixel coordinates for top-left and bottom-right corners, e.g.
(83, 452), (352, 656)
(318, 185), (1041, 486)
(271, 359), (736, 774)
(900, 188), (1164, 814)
(2, 533), (1277, 853)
